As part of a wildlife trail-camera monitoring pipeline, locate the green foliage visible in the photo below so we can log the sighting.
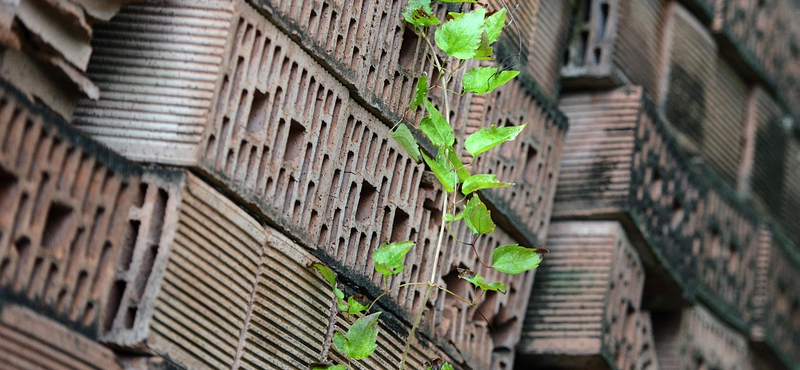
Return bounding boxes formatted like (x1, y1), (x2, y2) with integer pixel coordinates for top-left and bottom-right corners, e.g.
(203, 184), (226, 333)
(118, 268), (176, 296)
(403, 0), (439, 26)
(435, 7), (486, 59)
(421, 150), (456, 192)
(408, 75), (429, 111)
(458, 268), (506, 293)
(484, 8), (507, 43)
(465, 123), (526, 157)
(309, 363), (348, 370)
(463, 195), (495, 234)
(462, 174), (513, 195)
(347, 295), (369, 315)
(420, 100), (455, 147)
(333, 312), (382, 360)
(462, 67), (519, 94)
(373, 241), (415, 278)
(391, 123), (421, 162)
(310, 262), (337, 288)
(491, 244), (543, 274)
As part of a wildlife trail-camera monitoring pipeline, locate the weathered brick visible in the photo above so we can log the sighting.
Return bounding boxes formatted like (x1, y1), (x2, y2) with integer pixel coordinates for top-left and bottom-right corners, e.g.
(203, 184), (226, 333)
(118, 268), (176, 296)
(0, 304), (123, 370)
(518, 221), (647, 370)
(0, 77), (140, 336)
(555, 86), (760, 327)
(651, 304), (749, 370)
(561, 0), (665, 96)
(101, 171), (264, 370)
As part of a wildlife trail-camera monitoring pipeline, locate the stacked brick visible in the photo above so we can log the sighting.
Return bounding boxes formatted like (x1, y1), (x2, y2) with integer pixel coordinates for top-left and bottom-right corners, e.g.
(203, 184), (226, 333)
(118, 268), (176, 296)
(518, 221), (654, 370)
(68, 0), (570, 369)
(0, 0), (133, 118)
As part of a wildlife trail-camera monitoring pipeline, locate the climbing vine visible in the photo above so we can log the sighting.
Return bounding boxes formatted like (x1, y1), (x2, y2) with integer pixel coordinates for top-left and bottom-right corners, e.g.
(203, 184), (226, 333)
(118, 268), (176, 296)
(310, 1), (543, 369)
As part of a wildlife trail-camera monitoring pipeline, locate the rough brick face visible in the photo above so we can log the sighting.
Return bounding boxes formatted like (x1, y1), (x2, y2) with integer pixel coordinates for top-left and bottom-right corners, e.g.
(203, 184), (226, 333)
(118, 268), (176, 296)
(518, 221), (649, 370)
(0, 80), (139, 336)
(0, 304), (123, 370)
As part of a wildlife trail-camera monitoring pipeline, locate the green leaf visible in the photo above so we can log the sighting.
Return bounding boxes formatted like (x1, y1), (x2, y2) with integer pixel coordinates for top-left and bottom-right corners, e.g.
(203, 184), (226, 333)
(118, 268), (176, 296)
(336, 299), (349, 312)
(391, 123), (421, 162)
(492, 244), (543, 274)
(444, 145), (470, 183)
(443, 212), (464, 222)
(442, 364), (454, 370)
(332, 312), (382, 360)
(447, 12), (464, 20)
(421, 151), (456, 192)
(435, 7), (486, 59)
(310, 262), (337, 289)
(473, 32), (494, 60)
(334, 288), (345, 300)
(463, 195), (494, 234)
(407, 75), (428, 111)
(465, 123), (525, 157)
(462, 67), (519, 95)
(309, 363), (348, 370)
(485, 8), (507, 43)
(346, 295), (370, 315)
(420, 100), (454, 147)
(403, 0), (440, 26)
(462, 174), (513, 195)
(439, 0), (477, 3)
(373, 241), (415, 277)
(458, 268), (506, 293)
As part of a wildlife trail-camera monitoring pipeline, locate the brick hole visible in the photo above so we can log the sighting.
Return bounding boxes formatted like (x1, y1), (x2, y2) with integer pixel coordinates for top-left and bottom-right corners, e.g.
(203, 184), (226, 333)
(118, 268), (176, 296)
(65, 227), (84, 277)
(344, 182), (358, 221)
(229, 56), (246, 108)
(229, 18), (245, 58)
(0, 166), (18, 211)
(133, 243), (158, 301)
(245, 146), (258, 184)
(327, 98), (343, 148)
(226, 150), (235, 174)
(147, 188), (167, 245)
(81, 302), (95, 326)
(283, 176), (297, 214)
(257, 147), (271, 195)
(391, 209), (410, 242)
(125, 306), (137, 329)
(11, 237), (31, 288)
(423, 197), (442, 230)
(56, 288), (67, 311)
(319, 224), (329, 246)
(217, 117), (231, 166)
(709, 228), (721, 257)
(309, 209), (319, 232)
(296, 69), (309, 107)
(330, 208), (342, 246)
(351, 47), (360, 70)
(103, 280), (126, 331)
(284, 120), (307, 162)
(41, 202), (73, 250)
(26, 256), (43, 297)
(247, 90), (270, 134)
(309, 8), (319, 33)
(367, 66), (376, 87)
(671, 198), (684, 229)
(649, 168), (662, 199)
(266, 47), (283, 86)
(319, 3), (330, 36)
(257, 38), (273, 82)
(205, 135), (216, 159)
(42, 262), (57, 300)
(236, 140), (250, 175)
(327, 11), (339, 50)
(382, 79), (391, 101)
(356, 182), (377, 224)
(70, 270), (89, 318)
(398, 27), (419, 69)
(597, 2), (609, 42)
(443, 267), (472, 306)
(214, 75), (229, 123)
(0, 258), (10, 285)
(335, 34), (345, 57)
(727, 242), (739, 273)
(473, 290), (498, 322)
(593, 47), (602, 65)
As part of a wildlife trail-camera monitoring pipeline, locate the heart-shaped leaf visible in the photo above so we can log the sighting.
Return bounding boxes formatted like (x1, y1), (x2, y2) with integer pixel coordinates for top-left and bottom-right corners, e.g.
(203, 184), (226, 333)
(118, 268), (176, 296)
(492, 244), (543, 274)
(462, 67), (520, 95)
(407, 75), (428, 111)
(373, 241), (415, 277)
(421, 150), (456, 193)
(484, 8), (507, 43)
(310, 262), (337, 289)
(420, 100), (454, 147)
(333, 312), (381, 360)
(465, 123), (525, 157)
(391, 123), (421, 162)
(462, 174), (513, 195)
(464, 194), (495, 234)
(435, 7), (486, 59)
(458, 268), (506, 293)
(347, 295), (370, 315)
(403, 0), (440, 26)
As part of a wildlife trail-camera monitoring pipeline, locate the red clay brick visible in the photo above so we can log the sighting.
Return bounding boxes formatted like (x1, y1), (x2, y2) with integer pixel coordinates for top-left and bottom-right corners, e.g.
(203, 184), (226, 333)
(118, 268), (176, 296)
(0, 304), (123, 370)
(518, 221), (647, 370)
(0, 79), (140, 336)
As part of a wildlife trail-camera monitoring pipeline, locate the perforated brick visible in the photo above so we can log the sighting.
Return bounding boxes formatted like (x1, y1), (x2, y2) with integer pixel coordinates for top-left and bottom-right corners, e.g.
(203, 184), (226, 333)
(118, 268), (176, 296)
(0, 78), (140, 335)
(518, 221), (647, 370)
(0, 304), (123, 370)
(555, 86), (761, 326)
(651, 304), (749, 370)
(101, 171), (265, 370)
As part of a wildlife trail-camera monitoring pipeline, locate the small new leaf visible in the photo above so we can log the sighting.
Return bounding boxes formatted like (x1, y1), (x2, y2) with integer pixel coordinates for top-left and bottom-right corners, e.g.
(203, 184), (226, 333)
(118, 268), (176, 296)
(443, 212), (464, 222)
(444, 145), (470, 183)
(473, 32), (494, 61)
(435, 7), (486, 59)
(458, 268), (507, 293)
(462, 174), (513, 195)
(484, 8), (507, 43)
(373, 241), (415, 277)
(420, 100), (455, 147)
(347, 295), (369, 315)
(309, 262), (337, 289)
(462, 67), (519, 95)
(464, 195), (495, 234)
(403, 0), (440, 26)
(492, 244), (543, 274)
(421, 151), (456, 193)
(465, 123), (526, 157)
(332, 312), (382, 360)
(407, 75), (428, 111)
(391, 123), (421, 162)
(336, 298), (349, 312)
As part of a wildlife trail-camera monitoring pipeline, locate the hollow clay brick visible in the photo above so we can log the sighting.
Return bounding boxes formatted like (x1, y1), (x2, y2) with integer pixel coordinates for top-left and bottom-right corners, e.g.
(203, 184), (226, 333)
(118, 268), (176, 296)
(0, 77), (140, 336)
(560, 0), (664, 97)
(518, 221), (650, 370)
(555, 86), (760, 329)
(651, 304), (749, 370)
(101, 171), (265, 370)
(0, 304), (123, 370)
